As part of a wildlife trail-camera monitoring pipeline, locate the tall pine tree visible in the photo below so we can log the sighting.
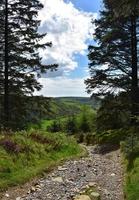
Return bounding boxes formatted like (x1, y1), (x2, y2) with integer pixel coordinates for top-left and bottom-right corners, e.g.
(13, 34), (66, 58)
(108, 0), (139, 118)
(0, 0), (57, 129)
(85, 0), (139, 119)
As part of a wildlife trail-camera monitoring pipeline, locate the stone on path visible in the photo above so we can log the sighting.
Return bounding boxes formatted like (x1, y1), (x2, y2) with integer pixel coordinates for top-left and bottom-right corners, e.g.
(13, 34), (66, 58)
(5, 193), (10, 198)
(30, 186), (36, 193)
(74, 195), (91, 200)
(88, 182), (97, 187)
(90, 192), (100, 199)
(51, 176), (63, 183)
(58, 166), (67, 171)
(16, 197), (21, 200)
(15, 146), (123, 200)
(111, 173), (116, 176)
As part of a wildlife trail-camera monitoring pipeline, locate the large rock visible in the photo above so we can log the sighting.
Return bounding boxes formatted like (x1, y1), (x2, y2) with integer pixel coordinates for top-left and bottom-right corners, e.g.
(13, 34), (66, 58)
(74, 195), (91, 200)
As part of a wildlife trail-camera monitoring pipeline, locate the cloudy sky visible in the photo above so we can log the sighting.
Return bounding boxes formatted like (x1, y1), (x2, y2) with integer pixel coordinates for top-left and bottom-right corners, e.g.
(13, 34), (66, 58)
(35, 0), (102, 97)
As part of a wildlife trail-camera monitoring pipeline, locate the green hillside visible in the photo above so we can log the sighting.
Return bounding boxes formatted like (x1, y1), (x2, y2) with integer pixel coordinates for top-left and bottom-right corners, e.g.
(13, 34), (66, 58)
(21, 96), (100, 129)
(46, 96), (100, 119)
(39, 98), (97, 137)
(55, 97), (100, 109)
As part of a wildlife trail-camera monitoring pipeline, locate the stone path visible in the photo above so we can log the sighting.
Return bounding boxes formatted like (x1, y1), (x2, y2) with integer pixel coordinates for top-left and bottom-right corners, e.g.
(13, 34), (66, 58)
(2, 145), (124, 200)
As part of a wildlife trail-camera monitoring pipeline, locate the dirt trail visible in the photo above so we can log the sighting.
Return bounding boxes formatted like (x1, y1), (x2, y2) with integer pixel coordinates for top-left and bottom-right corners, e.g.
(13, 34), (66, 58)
(1, 145), (124, 200)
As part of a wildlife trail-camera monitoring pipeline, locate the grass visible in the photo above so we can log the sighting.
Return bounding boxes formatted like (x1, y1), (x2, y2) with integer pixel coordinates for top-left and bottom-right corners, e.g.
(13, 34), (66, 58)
(120, 128), (139, 200)
(0, 130), (85, 190)
(125, 157), (139, 200)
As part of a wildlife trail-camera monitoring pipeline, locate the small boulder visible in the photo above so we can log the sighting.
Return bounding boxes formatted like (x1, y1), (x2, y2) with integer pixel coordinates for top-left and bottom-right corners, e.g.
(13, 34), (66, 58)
(52, 176), (63, 183)
(90, 192), (100, 199)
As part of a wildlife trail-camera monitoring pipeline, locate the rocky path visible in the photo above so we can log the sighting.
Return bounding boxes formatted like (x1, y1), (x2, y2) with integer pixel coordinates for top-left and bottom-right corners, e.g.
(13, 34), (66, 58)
(2, 145), (124, 200)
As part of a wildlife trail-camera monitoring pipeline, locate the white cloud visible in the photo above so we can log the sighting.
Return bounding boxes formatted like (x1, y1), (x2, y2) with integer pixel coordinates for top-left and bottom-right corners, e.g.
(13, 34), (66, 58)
(35, 77), (89, 97)
(38, 0), (97, 77)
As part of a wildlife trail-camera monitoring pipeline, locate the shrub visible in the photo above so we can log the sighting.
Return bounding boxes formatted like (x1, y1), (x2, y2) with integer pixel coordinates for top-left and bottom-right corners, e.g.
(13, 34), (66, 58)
(65, 116), (78, 134)
(77, 133), (84, 143)
(121, 131), (139, 160)
(0, 138), (21, 154)
(78, 107), (92, 133)
(85, 133), (96, 145)
(48, 120), (62, 132)
(96, 129), (126, 145)
(30, 132), (53, 144)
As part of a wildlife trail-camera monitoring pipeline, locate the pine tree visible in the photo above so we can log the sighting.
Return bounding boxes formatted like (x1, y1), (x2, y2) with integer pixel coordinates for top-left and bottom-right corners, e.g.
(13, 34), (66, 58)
(0, 1), (5, 124)
(0, 0), (57, 129)
(96, 93), (130, 132)
(65, 115), (77, 134)
(85, 0), (139, 120)
(108, 0), (139, 118)
(85, 4), (132, 96)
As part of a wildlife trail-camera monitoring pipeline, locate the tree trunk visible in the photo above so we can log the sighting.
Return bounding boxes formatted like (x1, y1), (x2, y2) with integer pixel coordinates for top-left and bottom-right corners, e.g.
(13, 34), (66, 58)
(130, 13), (139, 122)
(4, 0), (9, 127)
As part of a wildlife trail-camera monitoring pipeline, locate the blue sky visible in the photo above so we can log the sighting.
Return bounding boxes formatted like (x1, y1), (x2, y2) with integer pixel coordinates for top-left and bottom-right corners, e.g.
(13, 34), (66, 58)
(67, 0), (102, 78)
(36, 0), (102, 97)
(65, 0), (102, 13)
(67, 0), (102, 79)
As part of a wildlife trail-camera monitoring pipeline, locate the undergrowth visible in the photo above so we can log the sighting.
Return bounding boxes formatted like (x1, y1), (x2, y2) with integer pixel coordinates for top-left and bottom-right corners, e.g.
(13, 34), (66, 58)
(120, 127), (139, 200)
(0, 130), (84, 190)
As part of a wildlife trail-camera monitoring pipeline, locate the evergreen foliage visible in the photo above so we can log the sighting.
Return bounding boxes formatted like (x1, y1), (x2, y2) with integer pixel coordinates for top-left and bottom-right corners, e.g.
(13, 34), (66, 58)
(96, 93), (130, 132)
(65, 115), (77, 134)
(85, 4), (132, 95)
(85, 0), (139, 120)
(0, 0), (57, 129)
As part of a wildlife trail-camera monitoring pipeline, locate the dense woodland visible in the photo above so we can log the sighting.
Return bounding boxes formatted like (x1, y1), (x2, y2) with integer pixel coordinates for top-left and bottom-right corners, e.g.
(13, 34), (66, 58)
(0, 0), (139, 199)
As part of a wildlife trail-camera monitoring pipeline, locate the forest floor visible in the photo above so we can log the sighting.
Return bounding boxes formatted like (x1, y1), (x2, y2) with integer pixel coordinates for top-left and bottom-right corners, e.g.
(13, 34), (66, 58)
(1, 145), (124, 200)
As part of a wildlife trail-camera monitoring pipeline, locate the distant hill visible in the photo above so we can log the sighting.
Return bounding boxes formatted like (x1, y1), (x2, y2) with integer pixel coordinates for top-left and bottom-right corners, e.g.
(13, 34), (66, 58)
(27, 96), (100, 125)
(55, 97), (100, 109)
(43, 96), (100, 119)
